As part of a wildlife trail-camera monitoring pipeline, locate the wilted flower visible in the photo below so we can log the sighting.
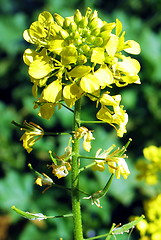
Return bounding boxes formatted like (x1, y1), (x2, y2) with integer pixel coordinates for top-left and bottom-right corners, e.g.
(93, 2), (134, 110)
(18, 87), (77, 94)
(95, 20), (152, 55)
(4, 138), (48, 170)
(20, 120), (44, 153)
(48, 148), (72, 178)
(73, 126), (95, 152)
(35, 173), (54, 186)
(93, 144), (130, 179)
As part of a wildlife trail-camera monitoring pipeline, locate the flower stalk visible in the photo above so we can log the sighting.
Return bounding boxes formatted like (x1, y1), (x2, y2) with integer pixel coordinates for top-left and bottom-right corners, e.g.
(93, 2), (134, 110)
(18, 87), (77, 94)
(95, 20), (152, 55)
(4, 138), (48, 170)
(71, 98), (84, 240)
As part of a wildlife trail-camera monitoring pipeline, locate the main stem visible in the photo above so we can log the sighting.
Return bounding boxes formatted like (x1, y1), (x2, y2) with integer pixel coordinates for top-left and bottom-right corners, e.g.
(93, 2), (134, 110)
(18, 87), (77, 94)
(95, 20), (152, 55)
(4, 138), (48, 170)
(71, 98), (84, 240)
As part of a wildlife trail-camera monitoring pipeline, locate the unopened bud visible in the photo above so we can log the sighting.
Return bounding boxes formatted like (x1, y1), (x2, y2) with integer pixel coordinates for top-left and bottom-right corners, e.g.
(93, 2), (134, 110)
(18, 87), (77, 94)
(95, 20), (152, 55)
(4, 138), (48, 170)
(74, 9), (82, 23)
(79, 17), (88, 27)
(59, 29), (69, 39)
(77, 54), (87, 64)
(63, 17), (71, 28)
(54, 13), (64, 26)
(93, 37), (103, 46)
(70, 22), (77, 31)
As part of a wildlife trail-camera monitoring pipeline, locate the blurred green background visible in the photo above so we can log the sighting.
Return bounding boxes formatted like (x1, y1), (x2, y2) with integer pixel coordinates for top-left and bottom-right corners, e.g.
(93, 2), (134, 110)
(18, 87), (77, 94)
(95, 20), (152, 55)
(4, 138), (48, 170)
(0, 0), (161, 239)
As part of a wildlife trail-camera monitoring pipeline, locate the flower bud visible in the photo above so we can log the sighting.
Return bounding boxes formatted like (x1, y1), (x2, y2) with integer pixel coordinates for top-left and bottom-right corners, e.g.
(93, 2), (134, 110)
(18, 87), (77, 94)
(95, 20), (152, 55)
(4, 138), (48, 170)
(54, 13), (64, 26)
(77, 54), (87, 64)
(63, 17), (71, 28)
(59, 29), (69, 39)
(91, 28), (100, 36)
(79, 17), (88, 28)
(101, 22), (116, 32)
(69, 22), (77, 31)
(93, 37), (103, 46)
(74, 9), (82, 23)
(81, 44), (90, 54)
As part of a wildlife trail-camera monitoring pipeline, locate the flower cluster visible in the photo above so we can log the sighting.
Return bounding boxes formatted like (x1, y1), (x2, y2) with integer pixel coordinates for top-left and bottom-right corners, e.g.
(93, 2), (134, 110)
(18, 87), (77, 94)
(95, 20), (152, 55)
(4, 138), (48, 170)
(23, 8), (141, 137)
(136, 145), (161, 184)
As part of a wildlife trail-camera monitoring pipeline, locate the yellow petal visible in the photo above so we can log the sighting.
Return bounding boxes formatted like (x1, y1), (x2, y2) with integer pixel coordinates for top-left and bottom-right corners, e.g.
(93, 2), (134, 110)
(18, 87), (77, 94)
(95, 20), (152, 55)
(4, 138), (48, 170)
(116, 19), (122, 36)
(61, 45), (78, 65)
(23, 29), (35, 44)
(23, 48), (36, 66)
(117, 57), (140, 75)
(91, 47), (105, 64)
(29, 59), (52, 79)
(106, 35), (119, 57)
(80, 74), (100, 93)
(94, 65), (113, 87)
(48, 39), (64, 54)
(99, 93), (119, 106)
(68, 65), (91, 78)
(63, 83), (83, 107)
(124, 40), (141, 55)
(39, 103), (55, 120)
(42, 79), (62, 103)
(38, 11), (54, 24)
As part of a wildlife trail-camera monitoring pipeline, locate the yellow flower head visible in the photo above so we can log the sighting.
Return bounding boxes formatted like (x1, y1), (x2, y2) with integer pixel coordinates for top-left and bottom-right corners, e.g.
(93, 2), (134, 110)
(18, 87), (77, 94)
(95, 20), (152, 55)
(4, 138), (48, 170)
(23, 8), (141, 122)
(20, 121), (44, 153)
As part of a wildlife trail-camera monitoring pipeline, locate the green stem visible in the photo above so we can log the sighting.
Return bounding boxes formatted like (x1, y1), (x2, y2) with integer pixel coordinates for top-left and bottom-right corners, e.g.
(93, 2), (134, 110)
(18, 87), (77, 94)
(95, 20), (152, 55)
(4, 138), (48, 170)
(81, 120), (105, 124)
(71, 98), (84, 240)
(44, 132), (71, 136)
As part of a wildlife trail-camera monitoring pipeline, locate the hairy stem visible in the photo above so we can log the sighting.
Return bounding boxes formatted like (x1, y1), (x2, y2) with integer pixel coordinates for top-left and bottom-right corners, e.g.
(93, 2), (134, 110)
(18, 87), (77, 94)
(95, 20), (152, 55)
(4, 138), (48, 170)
(71, 98), (84, 240)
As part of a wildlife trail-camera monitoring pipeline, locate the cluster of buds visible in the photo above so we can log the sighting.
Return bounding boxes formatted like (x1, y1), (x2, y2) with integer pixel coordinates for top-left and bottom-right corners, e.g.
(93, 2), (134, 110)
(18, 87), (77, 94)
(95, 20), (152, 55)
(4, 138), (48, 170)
(23, 8), (141, 137)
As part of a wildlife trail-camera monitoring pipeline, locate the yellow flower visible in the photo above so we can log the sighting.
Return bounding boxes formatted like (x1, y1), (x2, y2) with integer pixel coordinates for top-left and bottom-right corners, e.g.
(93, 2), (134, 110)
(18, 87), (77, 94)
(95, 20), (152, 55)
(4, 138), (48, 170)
(20, 121), (44, 153)
(73, 126), (95, 152)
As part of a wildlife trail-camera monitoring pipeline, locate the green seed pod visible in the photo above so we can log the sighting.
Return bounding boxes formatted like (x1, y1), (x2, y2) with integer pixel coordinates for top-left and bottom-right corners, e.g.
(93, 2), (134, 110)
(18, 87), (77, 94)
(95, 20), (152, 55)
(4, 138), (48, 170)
(74, 9), (82, 23)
